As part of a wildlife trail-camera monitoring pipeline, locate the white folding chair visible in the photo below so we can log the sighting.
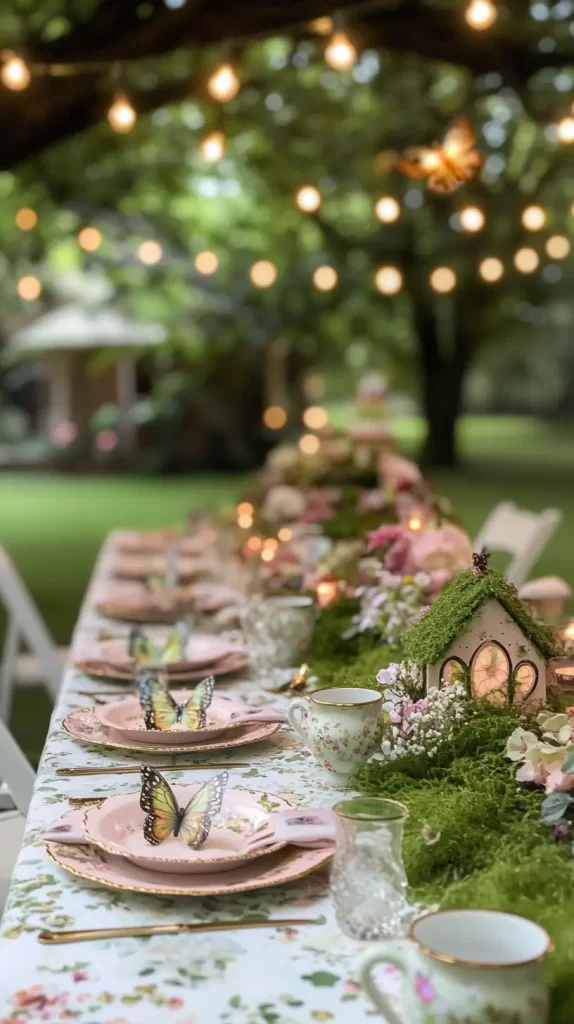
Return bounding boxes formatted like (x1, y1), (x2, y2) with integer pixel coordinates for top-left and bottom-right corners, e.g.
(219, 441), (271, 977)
(0, 546), (65, 720)
(474, 501), (562, 589)
(0, 718), (35, 915)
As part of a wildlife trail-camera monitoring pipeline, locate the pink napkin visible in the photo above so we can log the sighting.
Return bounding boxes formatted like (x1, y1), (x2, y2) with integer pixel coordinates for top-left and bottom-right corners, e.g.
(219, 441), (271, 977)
(43, 808), (86, 845)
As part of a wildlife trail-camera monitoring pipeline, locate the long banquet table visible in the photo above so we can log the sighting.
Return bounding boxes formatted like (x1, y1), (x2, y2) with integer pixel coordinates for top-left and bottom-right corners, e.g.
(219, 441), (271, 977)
(0, 534), (401, 1022)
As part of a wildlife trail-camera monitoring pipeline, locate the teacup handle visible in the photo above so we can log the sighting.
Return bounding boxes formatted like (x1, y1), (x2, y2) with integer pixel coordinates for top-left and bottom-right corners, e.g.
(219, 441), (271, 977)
(360, 940), (409, 1024)
(287, 697), (310, 743)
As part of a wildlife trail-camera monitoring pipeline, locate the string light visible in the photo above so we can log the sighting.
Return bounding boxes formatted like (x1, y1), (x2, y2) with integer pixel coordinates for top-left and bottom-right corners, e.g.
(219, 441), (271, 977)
(250, 260), (277, 287)
(479, 257), (504, 282)
(107, 93), (136, 133)
(200, 130), (225, 162)
(195, 251), (218, 274)
(521, 205), (546, 231)
(261, 548), (275, 562)
(207, 64), (240, 102)
(78, 227), (102, 252)
(460, 206), (485, 232)
(237, 502), (254, 516)
(514, 247), (539, 273)
(138, 240), (163, 265)
(375, 266), (403, 295)
(325, 31), (357, 70)
(237, 513), (254, 529)
(15, 208), (37, 231)
(263, 538), (279, 552)
(546, 235), (570, 259)
(375, 196), (401, 223)
(17, 275), (42, 300)
(299, 433), (321, 455)
(465, 0), (498, 30)
(312, 265), (338, 291)
(296, 186), (321, 212)
(558, 116), (574, 143)
(263, 406), (287, 429)
(1, 55), (31, 90)
(302, 406), (328, 430)
(247, 535), (263, 552)
(278, 527), (292, 542)
(430, 267), (457, 293)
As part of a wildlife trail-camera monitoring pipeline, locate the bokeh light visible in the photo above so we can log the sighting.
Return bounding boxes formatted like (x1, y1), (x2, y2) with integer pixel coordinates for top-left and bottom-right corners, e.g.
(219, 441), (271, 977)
(138, 240), (163, 265)
(250, 260), (277, 288)
(465, 0), (498, 30)
(521, 205), (546, 231)
(296, 186), (321, 212)
(78, 227), (102, 252)
(200, 131), (225, 162)
(263, 405), (287, 429)
(237, 502), (254, 516)
(107, 94), (136, 133)
(247, 535), (263, 552)
(237, 513), (254, 529)
(1, 55), (31, 90)
(194, 251), (218, 274)
(429, 267), (457, 293)
(479, 257), (504, 282)
(460, 206), (485, 232)
(207, 64), (240, 102)
(303, 406), (328, 430)
(375, 196), (401, 223)
(278, 527), (293, 542)
(312, 265), (338, 291)
(15, 208), (37, 231)
(375, 266), (403, 295)
(17, 275), (42, 300)
(514, 247), (540, 273)
(325, 31), (357, 70)
(299, 433), (321, 455)
(51, 421), (78, 448)
(96, 429), (119, 452)
(558, 116), (574, 143)
(545, 235), (570, 259)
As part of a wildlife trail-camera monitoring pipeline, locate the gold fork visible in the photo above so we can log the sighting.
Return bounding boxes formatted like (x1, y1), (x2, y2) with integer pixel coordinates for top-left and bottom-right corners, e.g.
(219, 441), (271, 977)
(39, 918), (323, 944)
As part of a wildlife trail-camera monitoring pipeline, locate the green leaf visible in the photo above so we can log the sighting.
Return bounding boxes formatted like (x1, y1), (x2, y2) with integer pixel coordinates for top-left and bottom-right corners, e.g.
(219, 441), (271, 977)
(541, 792), (572, 824)
(562, 752), (574, 775)
(241, 768), (259, 778)
(302, 971), (340, 987)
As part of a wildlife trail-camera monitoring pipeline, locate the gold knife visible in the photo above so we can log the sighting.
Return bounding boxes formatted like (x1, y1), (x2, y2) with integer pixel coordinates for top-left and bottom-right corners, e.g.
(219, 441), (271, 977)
(57, 762), (250, 777)
(39, 918), (322, 944)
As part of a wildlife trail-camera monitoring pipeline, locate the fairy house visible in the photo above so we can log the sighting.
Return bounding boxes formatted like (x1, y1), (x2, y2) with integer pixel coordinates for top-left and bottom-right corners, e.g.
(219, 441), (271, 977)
(403, 558), (559, 706)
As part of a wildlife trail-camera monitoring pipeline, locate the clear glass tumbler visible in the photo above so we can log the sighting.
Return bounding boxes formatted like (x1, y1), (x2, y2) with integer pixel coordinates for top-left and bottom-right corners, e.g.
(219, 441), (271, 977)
(330, 797), (413, 941)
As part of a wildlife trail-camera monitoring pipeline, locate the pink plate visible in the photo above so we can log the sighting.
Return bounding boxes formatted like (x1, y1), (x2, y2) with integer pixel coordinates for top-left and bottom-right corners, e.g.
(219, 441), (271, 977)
(93, 582), (196, 624)
(94, 693), (251, 745)
(110, 554), (208, 582)
(83, 784), (291, 874)
(74, 633), (244, 675)
(114, 531), (208, 556)
(62, 707), (281, 753)
(46, 830), (332, 896)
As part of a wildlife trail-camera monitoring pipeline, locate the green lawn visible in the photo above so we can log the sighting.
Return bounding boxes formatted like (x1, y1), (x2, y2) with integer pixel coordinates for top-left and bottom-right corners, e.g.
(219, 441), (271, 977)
(1, 415), (573, 761)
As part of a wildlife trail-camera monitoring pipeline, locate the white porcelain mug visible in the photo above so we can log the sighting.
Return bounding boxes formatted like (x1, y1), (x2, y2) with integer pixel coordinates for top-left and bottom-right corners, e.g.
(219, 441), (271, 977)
(287, 687), (382, 780)
(360, 908), (551, 1024)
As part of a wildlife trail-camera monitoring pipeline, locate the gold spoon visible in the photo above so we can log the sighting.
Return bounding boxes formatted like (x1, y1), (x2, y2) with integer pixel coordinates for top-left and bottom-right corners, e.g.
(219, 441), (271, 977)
(39, 917), (322, 945)
(57, 762), (250, 777)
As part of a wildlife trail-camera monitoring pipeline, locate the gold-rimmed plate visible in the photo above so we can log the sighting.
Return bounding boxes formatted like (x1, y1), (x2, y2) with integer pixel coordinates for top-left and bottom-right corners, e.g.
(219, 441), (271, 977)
(74, 650), (249, 683)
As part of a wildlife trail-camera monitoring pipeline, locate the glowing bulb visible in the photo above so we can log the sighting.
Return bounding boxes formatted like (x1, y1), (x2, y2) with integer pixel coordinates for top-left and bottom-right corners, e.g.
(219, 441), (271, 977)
(460, 206), (485, 232)
(237, 513), (254, 529)
(312, 265), (338, 291)
(316, 579), (339, 608)
(375, 266), (403, 295)
(521, 205), (546, 231)
(299, 433), (321, 455)
(15, 208), (37, 231)
(325, 31), (357, 70)
(430, 267), (457, 293)
(263, 406), (287, 430)
(558, 116), (574, 143)
(302, 406), (328, 430)
(78, 227), (102, 252)
(107, 94), (136, 133)
(514, 247), (539, 273)
(545, 235), (570, 259)
(278, 527), (292, 542)
(408, 516), (423, 532)
(247, 535), (263, 552)
(237, 502), (254, 516)
(195, 250), (218, 275)
(17, 275), (41, 300)
(250, 260), (277, 288)
(1, 55), (31, 91)
(296, 186), (321, 212)
(261, 548), (275, 562)
(479, 257), (504, 282)
(138, 240), (163, 265)
(465, 0), (497, 30)
(375, 196), (401, 223)
(207, 64), (240, 102)
(200, 131), (225, 162)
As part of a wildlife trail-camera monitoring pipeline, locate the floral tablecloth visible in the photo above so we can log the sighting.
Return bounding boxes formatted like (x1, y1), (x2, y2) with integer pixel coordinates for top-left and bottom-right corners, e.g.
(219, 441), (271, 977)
(0, 536), (401, 1023)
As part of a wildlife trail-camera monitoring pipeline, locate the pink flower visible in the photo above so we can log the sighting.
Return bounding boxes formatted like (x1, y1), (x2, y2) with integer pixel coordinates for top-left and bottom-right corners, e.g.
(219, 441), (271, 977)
(516, 761), (548, 786)
(357, 489), (387, 514)
(73, 971), (88, 983)
(367, 524), (404, 554)
(384, 536), (413, 573)
(167, 998), (184, 1010)
(410, 525), (473, 577)
(545, 770), (574, 794)
(343, 980), (360, 994)
(379, 452), (423, 489)
(414, 973), (435, 1004)
(13, 987), (55, 1011)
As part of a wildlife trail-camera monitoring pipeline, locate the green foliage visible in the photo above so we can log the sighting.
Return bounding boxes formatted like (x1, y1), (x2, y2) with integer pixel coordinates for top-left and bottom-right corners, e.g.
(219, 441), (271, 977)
(404, 568), (560, 665)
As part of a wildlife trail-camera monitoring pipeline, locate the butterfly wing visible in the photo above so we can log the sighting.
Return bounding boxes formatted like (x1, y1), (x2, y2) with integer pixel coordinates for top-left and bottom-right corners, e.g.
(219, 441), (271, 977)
(442, 118), (476, 159)
(397, 146), (441, 180)
(434, 118), (483, 191)
(138, 673), (179, 730)
(140, 765), (180, 845)
(178, 771), (229, 848)
(129, 627), (157, 664)
(178, 675), (215, 730)
(161, 620), (190, 663)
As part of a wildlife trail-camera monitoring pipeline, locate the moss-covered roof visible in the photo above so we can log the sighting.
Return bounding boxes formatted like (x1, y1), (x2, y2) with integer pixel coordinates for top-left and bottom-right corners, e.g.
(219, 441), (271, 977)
(403, 568), (559, 664)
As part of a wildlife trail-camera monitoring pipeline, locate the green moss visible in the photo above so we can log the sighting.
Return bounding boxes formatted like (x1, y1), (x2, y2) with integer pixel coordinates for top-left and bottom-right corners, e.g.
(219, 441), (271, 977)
(404, 568), (559, 665)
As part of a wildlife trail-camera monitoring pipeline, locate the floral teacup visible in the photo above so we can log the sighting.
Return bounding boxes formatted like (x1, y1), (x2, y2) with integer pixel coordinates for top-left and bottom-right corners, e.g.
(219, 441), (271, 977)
(360, 908), (551, 1024)
(287, 687), (383, 781)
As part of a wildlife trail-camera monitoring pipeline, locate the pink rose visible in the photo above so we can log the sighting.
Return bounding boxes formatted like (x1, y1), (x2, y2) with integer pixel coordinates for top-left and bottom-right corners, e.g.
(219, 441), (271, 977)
(367, 524), (404, 554)
(409, 525), (473, 577)
(545, 770), (574, 794)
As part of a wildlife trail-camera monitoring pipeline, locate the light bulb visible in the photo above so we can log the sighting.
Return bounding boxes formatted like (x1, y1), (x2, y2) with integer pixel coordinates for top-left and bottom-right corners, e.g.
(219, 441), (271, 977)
(17, 275), (42, 300)
(479, 257), (504, 282)
(430, 267), (457, 293)
(1, 55), (30, 90)
(460, 206), (485, 232)
(514, 247), (539, 273)
(200, 130), (225, 162)
(207, 63), (240, 102)
(263, 406), (287, 429)
(296, 186), (321, 212)
(375, 196), (400, 223)
(138, 240), (163, 265)
(325, 31), (357, 70)
(194, 251), (219, 274)
(312, 265), (338, 291)
(521, 205), (546, 231)
(546, 235), (570, 259)
(375, 266), (403, 295)
(558, 116), (574, 143)
(15, 208), (37, 231)
(250, 260), (277, 288)
(465, 0), (497, 30)
(107, 94), (136, 133)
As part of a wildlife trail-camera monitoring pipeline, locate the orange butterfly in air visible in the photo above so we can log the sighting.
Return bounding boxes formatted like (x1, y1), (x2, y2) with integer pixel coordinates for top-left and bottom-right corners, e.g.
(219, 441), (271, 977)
(397, 118), (483, 193)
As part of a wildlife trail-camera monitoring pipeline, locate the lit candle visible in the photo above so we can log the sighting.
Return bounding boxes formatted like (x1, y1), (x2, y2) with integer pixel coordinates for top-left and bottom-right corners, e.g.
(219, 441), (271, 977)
(316, 578), (339, 608)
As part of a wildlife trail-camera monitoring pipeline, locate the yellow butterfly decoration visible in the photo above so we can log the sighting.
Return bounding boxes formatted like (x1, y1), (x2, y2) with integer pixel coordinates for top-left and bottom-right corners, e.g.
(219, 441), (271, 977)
(397, 118), (483, 193)
(138, 672), (215, 731)
(140, 765), (228, 847)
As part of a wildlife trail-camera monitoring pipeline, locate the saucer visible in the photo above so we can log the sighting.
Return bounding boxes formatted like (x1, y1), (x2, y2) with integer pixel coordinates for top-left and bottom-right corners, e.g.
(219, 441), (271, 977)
(94, 694), (251, 745)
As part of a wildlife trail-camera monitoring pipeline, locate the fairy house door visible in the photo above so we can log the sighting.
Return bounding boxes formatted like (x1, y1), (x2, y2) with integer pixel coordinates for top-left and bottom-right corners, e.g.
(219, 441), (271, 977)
(427, 598), (547, 705)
